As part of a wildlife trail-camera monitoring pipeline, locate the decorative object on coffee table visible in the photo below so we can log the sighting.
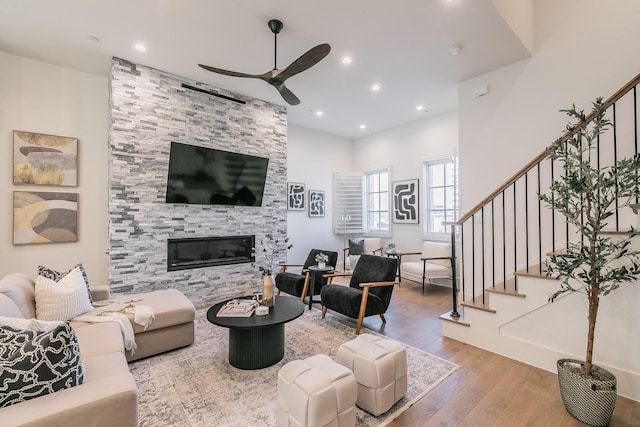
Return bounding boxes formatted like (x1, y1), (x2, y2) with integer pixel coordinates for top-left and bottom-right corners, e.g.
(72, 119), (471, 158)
(252, 233), (292, 307)
(262, 275), (275, 307)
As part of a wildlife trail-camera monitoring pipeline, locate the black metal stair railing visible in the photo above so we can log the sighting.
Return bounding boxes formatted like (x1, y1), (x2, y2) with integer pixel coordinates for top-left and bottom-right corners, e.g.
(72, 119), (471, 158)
(444, 72), (640, 318)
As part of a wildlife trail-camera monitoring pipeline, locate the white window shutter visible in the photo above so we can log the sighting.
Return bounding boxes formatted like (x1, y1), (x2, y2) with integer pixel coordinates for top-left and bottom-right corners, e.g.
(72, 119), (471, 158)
(333, 172), (364, 234)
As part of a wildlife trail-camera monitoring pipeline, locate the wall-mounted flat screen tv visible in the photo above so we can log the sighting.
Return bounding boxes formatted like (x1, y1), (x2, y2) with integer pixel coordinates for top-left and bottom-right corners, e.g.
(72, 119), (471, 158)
(165, 142), (269, 207)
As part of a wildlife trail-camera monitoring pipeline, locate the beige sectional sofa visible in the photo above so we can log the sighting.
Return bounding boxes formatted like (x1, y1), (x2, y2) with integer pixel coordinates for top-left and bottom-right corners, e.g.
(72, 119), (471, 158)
(0, 272), (196, 426)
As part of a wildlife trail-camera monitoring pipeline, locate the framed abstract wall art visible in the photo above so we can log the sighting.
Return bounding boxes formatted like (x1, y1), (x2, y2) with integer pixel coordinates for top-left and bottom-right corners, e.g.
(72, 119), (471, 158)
(287, 182), (306, 211)
(13, 191), (78, 245)
(13, 130), (78, 186)
(308, 190), (325, 217)
(392, 179), (419, 224)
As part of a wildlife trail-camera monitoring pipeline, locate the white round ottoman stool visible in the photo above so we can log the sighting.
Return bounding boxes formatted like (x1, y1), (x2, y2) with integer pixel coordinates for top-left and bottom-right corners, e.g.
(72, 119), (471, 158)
(336, 334), (407, 416)
(277, 354), (357, 427)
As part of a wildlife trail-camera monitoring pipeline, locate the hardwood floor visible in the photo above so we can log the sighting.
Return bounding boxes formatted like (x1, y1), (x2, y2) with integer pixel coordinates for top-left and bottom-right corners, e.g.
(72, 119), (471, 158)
(330, 278), (639, 426)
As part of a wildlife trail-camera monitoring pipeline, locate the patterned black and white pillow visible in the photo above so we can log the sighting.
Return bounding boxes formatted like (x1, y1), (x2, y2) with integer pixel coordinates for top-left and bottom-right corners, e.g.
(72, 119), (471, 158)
(38, 263), (93, 303)
(0, 323), (85, 408)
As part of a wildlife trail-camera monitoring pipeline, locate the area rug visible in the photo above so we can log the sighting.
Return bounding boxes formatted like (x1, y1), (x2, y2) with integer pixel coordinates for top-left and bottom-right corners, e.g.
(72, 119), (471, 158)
(130, 308), (458, 426)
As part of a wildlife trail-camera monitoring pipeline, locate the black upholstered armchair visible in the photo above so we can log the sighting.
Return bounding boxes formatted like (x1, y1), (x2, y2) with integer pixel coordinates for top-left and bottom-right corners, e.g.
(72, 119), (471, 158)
(320, 254), (398, 334)
(275, 249), (338, 303)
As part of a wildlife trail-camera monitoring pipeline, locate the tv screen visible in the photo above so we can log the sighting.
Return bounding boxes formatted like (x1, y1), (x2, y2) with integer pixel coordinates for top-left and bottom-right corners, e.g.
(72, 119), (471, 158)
(165, 142), (269, 207)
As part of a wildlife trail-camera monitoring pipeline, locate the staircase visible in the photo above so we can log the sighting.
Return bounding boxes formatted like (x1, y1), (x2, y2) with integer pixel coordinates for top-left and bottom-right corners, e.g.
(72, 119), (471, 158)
(440, 73), (640, 401)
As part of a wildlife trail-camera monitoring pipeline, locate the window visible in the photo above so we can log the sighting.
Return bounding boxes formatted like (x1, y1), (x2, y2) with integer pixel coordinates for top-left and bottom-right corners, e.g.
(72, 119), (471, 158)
(333, 169), (390, 235)
(424, 157), (458, 236)
(365, 169), (389, 232)
(333, 172), (364, 234)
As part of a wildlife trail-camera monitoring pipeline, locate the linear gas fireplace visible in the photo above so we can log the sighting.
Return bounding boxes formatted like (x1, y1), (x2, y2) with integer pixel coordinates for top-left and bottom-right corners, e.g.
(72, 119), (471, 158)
(167, 235), (255, 271)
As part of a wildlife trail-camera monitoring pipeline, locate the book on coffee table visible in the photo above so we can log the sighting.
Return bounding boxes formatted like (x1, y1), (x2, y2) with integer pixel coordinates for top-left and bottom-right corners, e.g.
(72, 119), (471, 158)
(216, 299), (259, 317)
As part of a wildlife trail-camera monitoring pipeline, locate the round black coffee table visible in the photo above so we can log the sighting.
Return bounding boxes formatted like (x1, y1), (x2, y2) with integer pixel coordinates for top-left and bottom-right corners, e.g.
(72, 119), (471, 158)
(207, 295), (305, 370)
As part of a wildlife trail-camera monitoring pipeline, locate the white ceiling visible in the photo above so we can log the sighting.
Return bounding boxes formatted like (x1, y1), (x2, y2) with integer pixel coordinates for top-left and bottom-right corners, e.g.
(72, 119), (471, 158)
(0, 0), (531, 139)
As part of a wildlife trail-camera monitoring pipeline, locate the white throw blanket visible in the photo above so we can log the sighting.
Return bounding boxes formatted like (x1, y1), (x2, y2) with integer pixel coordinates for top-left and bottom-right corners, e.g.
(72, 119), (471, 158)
(73, 299), (155, 355)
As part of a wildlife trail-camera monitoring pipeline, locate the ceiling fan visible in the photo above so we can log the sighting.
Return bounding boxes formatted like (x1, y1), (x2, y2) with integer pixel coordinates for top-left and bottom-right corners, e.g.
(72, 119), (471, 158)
(199, 19), (330, 106)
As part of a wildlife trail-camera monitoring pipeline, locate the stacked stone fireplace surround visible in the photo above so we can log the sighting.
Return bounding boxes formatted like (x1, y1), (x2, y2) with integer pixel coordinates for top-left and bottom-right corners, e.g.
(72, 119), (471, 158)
(109, 58), (287, 307)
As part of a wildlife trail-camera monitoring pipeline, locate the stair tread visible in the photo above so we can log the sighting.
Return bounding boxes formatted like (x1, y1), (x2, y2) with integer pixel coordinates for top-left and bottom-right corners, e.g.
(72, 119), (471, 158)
(515, 263), (556, 280)
(486, 278), (526, 298)
(601, 228), (634, 235)
(439, 308), (470, 326)
(546, 248), (567, 256)
(461, 298), (496, 313)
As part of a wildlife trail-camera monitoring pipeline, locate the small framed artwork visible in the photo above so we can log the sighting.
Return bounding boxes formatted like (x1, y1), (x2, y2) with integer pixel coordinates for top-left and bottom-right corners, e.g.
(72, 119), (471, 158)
(287, 182), (306, 211)
(308, 190), (325, 217)
(393, 179), (419, 224)
(13, 130), (78, 186)
(13, 191), (78, 245)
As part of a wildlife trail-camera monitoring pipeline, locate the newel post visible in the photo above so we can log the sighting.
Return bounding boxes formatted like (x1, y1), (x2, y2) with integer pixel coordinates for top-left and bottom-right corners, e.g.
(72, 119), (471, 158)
(449, 223), (460, 318)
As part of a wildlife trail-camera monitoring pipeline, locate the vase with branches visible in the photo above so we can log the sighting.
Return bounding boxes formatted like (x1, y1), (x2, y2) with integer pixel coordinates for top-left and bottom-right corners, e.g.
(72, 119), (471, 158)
(251, 233), (292, 306)
(540, 97), (640, 425)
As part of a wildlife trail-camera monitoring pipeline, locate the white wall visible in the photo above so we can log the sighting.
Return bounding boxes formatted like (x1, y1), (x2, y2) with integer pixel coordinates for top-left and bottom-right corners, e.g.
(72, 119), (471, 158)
(459, 0), (640, 214)
(351, 110), (459, 254)
(490, 0), (534, 54)
(454, 0), (640, 396)
(0, 52), (109, 283)
(286, 125), (352, 265)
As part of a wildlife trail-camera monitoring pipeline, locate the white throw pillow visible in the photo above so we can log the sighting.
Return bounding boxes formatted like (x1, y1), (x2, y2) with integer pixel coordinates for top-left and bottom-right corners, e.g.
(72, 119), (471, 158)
(0, 316), (63, 332)
(35, 267), (93, 321)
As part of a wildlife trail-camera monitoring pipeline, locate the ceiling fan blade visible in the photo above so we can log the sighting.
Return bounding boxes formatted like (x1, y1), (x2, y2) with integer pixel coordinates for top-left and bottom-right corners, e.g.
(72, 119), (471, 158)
(277, 43), (331, 81)
(198, 64), (260, 79)
(277, 84), (301, 105)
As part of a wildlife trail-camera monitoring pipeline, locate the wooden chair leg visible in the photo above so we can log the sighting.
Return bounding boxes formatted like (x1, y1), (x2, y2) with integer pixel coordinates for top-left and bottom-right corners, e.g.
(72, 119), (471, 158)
(422, 260), (426, 294)
(379, 313), (386, 323)
(356, 288), (370, 335)
(299, 272), (311, 303)
(277, 290), (281, 295)
(321, 305), (328, 319)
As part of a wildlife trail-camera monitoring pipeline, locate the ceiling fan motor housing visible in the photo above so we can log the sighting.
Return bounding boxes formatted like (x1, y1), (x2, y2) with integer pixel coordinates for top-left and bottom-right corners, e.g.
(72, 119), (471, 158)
(268, 19), (283, 34)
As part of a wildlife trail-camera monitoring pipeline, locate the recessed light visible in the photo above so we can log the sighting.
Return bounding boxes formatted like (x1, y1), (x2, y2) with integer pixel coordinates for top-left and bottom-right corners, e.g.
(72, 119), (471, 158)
(134, 43), (147, 52)
(342, 56), (352, 64)
(371, 84), (381, 92)
(315, 111), (324, 117)
(359, 124), (366, 130)
(416, 105), (424, 111)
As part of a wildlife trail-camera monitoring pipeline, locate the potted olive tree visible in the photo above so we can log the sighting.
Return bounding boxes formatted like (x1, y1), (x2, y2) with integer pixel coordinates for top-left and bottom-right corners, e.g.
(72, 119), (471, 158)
(540, 98), (640, 426)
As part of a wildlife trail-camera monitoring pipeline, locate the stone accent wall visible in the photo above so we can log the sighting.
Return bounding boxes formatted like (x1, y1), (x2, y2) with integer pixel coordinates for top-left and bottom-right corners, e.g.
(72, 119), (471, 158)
(108, 58), (287, 307)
